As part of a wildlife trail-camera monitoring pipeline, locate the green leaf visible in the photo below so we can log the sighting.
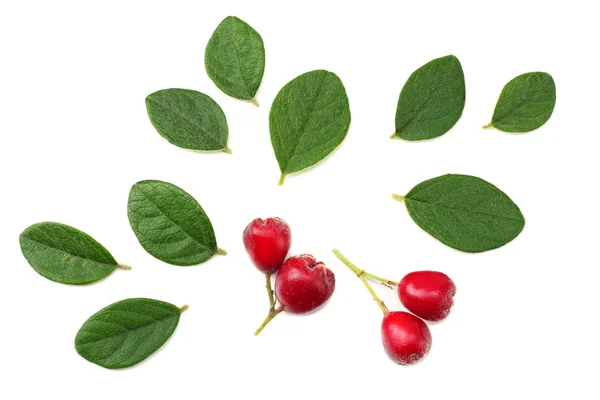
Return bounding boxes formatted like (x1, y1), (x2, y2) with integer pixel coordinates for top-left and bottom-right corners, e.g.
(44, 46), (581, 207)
(269, 69), (351, 184)
(205, 16), (265, 105)
(145, 88), (230, 153)
(485, 72), (556, 132)
(127, 180), (225, 266)
(19, 222), (126, 285)
(392, 55), (465, 141)
(75, 298), (187, 369)
(394, 174), (525, 253)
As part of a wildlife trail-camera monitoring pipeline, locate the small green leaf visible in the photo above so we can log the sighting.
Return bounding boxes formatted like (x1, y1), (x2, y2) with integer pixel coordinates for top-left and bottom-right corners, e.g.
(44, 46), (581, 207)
(205, 16), (265, 105)
(75, 298), (187, 369)
(127, 180), (224, 266)
(19, 222), (126, 285)
(394, 174), (525, 253)
(392, 55), (465, 141)
(485, 72), (556, 132)
(269, 69), (351, 184)
(145, 88), (230, 153)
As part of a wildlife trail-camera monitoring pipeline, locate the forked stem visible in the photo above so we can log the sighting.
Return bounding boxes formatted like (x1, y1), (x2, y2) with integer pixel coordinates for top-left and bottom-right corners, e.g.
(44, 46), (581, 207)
(332, 249), (389, 315)
(254, 306), (284, 336)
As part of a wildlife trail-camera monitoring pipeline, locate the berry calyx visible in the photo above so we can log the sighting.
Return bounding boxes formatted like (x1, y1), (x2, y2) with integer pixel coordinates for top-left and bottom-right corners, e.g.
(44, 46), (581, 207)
(382, 311), (432, 365)
(243, 217), (291, 274)
(399, 271), (456, 321)
(275, 254), (335, 314)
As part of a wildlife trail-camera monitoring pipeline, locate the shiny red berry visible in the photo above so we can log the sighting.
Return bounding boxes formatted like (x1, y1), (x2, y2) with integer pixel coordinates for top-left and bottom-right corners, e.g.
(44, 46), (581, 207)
(398, 271), (456, 321)
(381, 311), (432, 365)
(275, 254), (335, 314)
(243, 217), (291, 273)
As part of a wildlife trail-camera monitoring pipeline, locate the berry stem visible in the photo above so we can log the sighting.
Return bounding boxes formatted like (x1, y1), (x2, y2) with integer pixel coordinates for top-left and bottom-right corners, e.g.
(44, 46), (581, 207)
(332, 249), (389, 315)
(254, 306), (284, 336)
(265, 272), (275, 311)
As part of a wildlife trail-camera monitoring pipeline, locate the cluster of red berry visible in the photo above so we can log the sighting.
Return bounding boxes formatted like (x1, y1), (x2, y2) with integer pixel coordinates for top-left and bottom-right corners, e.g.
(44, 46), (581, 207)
(242, 217), (335, 335)
(242, 216), (455, 365)
(335, 249), (456, 365)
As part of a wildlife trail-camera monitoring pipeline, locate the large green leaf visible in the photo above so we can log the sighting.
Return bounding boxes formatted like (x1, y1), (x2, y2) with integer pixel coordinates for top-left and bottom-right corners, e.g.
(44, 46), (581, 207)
(485, 72), (556, 132)
(269, 69), (351, 184)
(392, 55), (465, 141)
(145, 88), (230, 153)
(75, 298), (186, 369)
(19, 222), (125, 285)
(395, 174), (525, 253)
(127, 180), (225, 266)
(205, 16), (265, 105)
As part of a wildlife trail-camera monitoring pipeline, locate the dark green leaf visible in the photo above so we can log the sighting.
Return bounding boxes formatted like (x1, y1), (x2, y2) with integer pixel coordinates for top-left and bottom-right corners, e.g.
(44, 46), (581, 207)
(392, 55), (465, 141)
(269, 69), (351, 184)
(205, 16), (265, 105)
(395, 174), (525, 253)
(127, 180), (225, 266)
(19, 222), (125, 285)
(145, 88), (230, 153)
(75, 298), (186, 369)
(485, 72), (556, 132)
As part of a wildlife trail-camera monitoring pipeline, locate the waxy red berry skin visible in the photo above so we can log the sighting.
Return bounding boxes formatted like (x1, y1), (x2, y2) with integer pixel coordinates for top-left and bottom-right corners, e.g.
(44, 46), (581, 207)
(275, 254), (335, 314)
(381, 311), (432, 365)
(399, 271), (456, 321)
(243, 217), (291, 273)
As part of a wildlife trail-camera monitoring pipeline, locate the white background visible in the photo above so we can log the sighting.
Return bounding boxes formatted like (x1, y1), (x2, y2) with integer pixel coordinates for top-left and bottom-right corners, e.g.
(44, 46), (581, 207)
(1, 0), (599, 398)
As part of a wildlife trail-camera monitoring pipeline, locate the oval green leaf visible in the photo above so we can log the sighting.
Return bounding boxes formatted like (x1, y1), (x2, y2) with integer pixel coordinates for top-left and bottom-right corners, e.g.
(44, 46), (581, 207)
(392, 55), (465, 141)
(269, 69), (351, 184)
(484, 72), (556, 132)
(127, 180), (225, 266)
(205, 16), (265, 105)
(75, 298), (186, 369)
(145, 88), (230, 153)
(19, 222), (124, 285)
(395, 174), (525, 253)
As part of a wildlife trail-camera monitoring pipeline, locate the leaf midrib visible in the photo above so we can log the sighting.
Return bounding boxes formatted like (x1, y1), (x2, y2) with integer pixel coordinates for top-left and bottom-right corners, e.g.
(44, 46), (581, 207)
(133, 186), (213, 253)
(405, 197), (524, 223)
(279, 73), (327, 173)
(147, 97), (224, 148)
(20, 235), (116, 268)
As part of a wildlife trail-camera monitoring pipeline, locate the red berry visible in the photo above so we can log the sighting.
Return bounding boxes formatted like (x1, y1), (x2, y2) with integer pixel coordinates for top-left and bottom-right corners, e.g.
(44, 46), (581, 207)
(243, 217), (291, 273)
(275, 254), (335, 314)
(398, 271), (456, 321)
(381, 311), (432, 365)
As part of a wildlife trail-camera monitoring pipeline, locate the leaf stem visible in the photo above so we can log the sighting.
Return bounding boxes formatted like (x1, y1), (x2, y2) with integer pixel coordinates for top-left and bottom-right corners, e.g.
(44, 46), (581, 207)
(222, 147), (232, 154)
(278, 174), (285, 185)
(117, 263), (132, 270)
(390, 132), (398, 139)
(254, 306), (284, 336)
(482, 123), (493, 129)
(332, 249), (389, 315)
(216, 248), (227, 256)
(391, 193), (405, 202)
(250, 97), (259, 107)
(179, 305), (189, 313)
